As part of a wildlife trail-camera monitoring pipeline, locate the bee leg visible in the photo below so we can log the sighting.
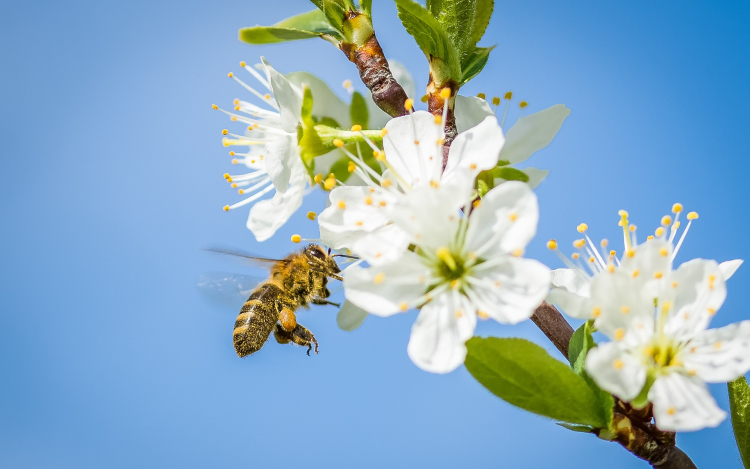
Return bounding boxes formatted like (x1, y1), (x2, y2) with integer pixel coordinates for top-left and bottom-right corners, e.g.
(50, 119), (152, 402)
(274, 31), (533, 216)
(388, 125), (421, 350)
(278, 308), (297, 332)
(274, 323), (319, 355)
(273, 325), (293, 344)
(312, 298), (340, 307)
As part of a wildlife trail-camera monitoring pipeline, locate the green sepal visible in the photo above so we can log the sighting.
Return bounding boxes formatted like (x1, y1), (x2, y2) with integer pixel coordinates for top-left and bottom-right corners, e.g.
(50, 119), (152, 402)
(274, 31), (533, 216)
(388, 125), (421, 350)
(493, 166), (529, 182)
(496, 159), (510, 166)
(465, 337), (612, 428)
(460, 45), (495, 86)
(729, 376), (750, 469)
(350, 91), (369, 128)
(239, 9), (343, 44)
(568, 321), (615, 431)
(394, 0), (461, 84)
(475, 169), (494, 197)
(630, 372), (657, 409)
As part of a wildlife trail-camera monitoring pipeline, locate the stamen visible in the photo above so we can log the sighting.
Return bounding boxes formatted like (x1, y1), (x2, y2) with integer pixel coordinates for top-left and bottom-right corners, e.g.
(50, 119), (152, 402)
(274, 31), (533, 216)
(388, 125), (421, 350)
(500, 92), (512, 128)
(291, 234), (302, 243)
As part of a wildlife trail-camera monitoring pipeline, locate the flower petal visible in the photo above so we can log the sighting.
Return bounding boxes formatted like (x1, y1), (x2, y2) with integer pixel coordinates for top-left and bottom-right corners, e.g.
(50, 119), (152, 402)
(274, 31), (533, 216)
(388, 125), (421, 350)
(681, 320), (750, 383)
(349, 224), (411, 266)
(719, 259), (743, 280)
(443, 116), (504, 185)
(454, 95), (495, 133)
(261, 57), (302, 133)
(263, 135), (297, 194)
(521, 167), (549, 189)
(547, 288), (590, 319)
(464, 181), (539, 256)
(286, 71), (350, 128)
(383, 111), (444, 186)
(499, 104), (570, 164)
(619, 238), (673, 281)
(649, 373), (726, 432)
(586, 342), (647, 401)
(664, 259), (726, 340)
(246, 167), (305, 241)
(467, 257), (550, 324)
(407, 290), (476, 374)
(589, 270), (654, 343)
(343, 254), (430, 316)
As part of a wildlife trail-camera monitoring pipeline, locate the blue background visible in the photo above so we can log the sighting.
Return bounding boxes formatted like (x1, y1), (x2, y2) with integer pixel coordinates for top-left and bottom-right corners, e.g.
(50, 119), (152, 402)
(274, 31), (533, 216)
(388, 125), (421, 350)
(1, 0), (749, 467)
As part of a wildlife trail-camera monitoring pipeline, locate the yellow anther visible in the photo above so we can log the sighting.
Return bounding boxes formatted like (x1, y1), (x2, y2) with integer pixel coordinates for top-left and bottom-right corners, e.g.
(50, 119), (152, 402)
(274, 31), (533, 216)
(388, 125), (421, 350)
(671, 281), (679, 288)
(436, 138), (445, 145)
(672, 203), (683, 213)
(381, 178), (392, 188)
(592, 306), (601, 318)
(488, 96), (499, 106)
(379, 200), (387, 207)
(509, 213), (518, 222)
(264, 94), (271, 100)
(227, 72), (233, 78)
(572, 253), (580, 259)
(222, 129), (228, 135)
(472, 200), (481, 209)
(314, 174), (323, 184)
(673, 221), (681, 230)
(380, 128), (388, 137)
(573, 239), (586, 249)
(223, 205), (230, 212)
(620, 305), (630, 314)
(504, 91), (513, 100)
(714, 341), (723, 350)
(233, 98), (239, 105)
(513, 248), (524, 257)
(629, 224), (636, 232)
(610, 250), (616, 257)
(234, 106), (241, 111)
(627, 249), (635, 258)
(364, 196), (373, 206)
(577, 223), (588, 233)
(450, 280), (459, 289)
(661, 215), (672, 226)
(399, 302), (409, 312)
(223, 173), (231, 180)
(655, 227), (665, 237)
(440, 88), (452, 99)
(477, 310), (489, 319)
(708, 307), (716, 315)
(687, 211), (699, 220)
(589, 256), (595, 263)
(547, 239), (558, 250)
(238, 189), (245, 195)
(658, 248), (668, 257)
(351, 124), (362, 132)
(642, 346), (654, 357)
(404, 98), (414, 110)
(342, 79), (352, 89)
(347, 162), (356, 173)
(420, 94), (429, 103)
(307, 211), (317, 221)
(228, 151), (235, 157)
(455, 310), (463, 318)
(434, 115), (442, 125)
(469, 163), (478, 171)
(654, 271), (664, 280)
(667, 407), (676, 416)
(239, 61), (246, 67)
(291, 234), (302, 243)
(333, 138), (344, 148)
(231, 183), (237, 188)
(708, 274), (716, 290)
(647, 235), (654, 240)
(211, 104), (218, 110)
(324, 178), (336, 191)
(608, 264), (615, 273)
(337, 200), (346, 209)
(614, 328), (625, 341)
(661, 301), (672, 312)
(613, 359), (624, 370)
(373, 273), (385, 285)
(477, 93), (486, 100)
(632, 270), (640, 278)
(413, 140), (420, 145)
(436, 247), (457, 271)
(601, 239), (609, 247)
(519, 101), (528, 109)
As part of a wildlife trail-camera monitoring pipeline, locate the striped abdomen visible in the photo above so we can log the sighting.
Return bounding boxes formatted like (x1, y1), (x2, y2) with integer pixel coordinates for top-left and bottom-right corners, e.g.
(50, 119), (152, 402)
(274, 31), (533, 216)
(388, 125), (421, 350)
(233, 283), (283, 357)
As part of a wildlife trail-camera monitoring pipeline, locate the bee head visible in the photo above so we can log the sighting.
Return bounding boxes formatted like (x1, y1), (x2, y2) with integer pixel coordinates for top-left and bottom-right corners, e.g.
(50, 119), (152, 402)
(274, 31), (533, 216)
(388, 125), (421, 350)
(304, 244), (341, 274)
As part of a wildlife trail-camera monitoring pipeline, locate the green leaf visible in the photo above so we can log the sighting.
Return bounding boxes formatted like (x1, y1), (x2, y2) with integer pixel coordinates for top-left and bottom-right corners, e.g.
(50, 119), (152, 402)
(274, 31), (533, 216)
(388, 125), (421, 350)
(426, 0), (494, 59)
(493, 166), (529, 182)
(349, 91), (369, 128)
(309, 0), (324, 10)
(465, 337), (610, 428)
(460, 45), (495, 86)
(568, 321), (615, 430)
(394, 0), (461, 83)
(336, 300), (369, 331)
(323, 0), (354, 33)
(239, 9), (342, 44)
(359, 0), (372, 16)
(729, 376), (750, 468)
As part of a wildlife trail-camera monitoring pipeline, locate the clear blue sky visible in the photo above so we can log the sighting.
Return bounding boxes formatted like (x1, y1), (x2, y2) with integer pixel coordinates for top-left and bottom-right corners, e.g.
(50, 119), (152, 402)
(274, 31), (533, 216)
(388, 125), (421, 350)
(1, 0), (749, 467)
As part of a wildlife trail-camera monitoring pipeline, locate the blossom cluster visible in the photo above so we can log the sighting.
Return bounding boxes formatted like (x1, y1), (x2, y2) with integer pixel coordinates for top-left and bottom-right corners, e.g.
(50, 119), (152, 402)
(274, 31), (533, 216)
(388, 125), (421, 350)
(211, 57), (747, 433)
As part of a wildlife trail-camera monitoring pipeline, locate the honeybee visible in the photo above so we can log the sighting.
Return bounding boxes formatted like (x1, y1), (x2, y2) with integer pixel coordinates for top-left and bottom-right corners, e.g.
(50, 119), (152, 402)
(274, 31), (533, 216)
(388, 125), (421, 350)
(201, 244), (345, 357)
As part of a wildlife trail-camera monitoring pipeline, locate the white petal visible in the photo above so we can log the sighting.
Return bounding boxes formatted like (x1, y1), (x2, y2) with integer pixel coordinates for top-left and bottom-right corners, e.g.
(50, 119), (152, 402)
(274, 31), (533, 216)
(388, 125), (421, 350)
(443, 116), (504, 184)
(383, 111), (444, 186)
(317, 186), (394, 249)
(464, 181), (539, 256)
(246, 169), (305, 241)
(589, 271), (654, 343)
(263, 135), (297, 194)
(681, 320), (750, 383)
(261, 57), (302, 133)
(585, 342), (647, 401)
(550, 268), (591, 295)
(388, 184), (465, 251)
(350, 224), (411, 266)
(454, 95), (495, 133)
(521, 167), (549, 189)
(547, 288), (591, 319)
(719, 259), (743, 280)
(664, 259), (726, 340)
(407, 291), (476, 374)
(619, 238), (672, 281)
(649, 373), (726, 432)
(343, 254), (430, 316)
(286, 71), (350, 128)
(499, 104), (570, 164)
(468, 257), (550, 324)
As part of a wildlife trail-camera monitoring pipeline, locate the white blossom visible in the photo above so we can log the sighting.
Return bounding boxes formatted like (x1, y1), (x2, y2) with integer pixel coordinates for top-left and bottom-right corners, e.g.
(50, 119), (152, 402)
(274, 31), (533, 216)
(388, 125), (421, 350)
(343, 182), (550, 373)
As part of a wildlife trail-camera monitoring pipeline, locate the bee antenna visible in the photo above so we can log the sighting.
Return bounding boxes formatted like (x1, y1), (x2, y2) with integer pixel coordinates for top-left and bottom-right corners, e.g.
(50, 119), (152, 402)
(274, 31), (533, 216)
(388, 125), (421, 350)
(327, 247), (331, 256)
(332, 254), (359, 260)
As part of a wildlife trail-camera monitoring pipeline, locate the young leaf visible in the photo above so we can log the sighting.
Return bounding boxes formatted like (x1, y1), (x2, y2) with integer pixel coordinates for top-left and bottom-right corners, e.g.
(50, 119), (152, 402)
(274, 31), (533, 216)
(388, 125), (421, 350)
(394, 0), (461, 83)
(729, 376), (750, 468)
(239, 9), (342, 44)
(460, 45), (495, 86)
(359, 0), (372, 17)
(426, 0), (494, 59)
(349, 91), (369, 128)
(493, 166), (529, 182)
(465, 337), (610, 428)
(322, 0), (353, 33)
(569, 321), (614, 430)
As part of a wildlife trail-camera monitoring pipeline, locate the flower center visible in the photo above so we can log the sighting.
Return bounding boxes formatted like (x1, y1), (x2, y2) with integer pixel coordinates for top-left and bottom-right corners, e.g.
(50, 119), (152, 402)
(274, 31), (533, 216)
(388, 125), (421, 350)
(433, 246), (469, 284)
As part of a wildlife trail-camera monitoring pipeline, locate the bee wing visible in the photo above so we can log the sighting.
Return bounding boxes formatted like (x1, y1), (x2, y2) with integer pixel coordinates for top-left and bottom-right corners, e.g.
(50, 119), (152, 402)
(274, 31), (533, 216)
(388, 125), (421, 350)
(203, 247), (288, 270)
(197, 272), (266, 311)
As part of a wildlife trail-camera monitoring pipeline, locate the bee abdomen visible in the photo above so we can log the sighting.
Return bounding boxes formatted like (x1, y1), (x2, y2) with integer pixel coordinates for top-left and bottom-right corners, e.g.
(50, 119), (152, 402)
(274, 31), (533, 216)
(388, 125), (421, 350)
(233, 284), (283, 358)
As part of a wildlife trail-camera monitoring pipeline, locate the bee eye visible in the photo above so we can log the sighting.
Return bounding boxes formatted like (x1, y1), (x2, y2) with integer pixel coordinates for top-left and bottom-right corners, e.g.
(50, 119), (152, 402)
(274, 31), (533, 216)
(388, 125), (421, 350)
(309, 248), (326, 261)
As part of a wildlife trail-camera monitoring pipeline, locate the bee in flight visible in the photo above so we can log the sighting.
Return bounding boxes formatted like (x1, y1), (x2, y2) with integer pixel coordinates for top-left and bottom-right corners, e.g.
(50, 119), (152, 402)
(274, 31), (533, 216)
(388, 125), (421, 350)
(202, 244), (347, 357)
